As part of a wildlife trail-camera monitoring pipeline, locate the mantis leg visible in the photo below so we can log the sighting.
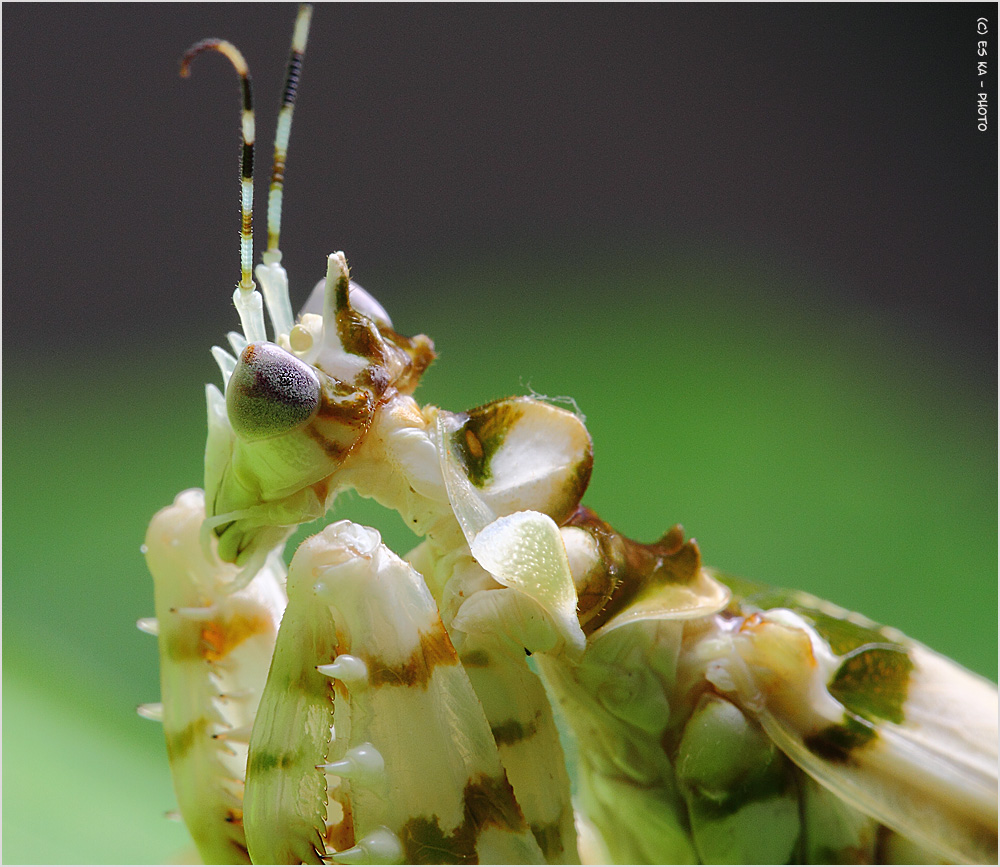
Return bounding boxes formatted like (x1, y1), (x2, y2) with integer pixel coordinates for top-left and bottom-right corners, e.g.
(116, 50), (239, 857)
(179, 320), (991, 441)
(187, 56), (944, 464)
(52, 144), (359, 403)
(243, 520), (545, 865)
(144, 488), (287, 864)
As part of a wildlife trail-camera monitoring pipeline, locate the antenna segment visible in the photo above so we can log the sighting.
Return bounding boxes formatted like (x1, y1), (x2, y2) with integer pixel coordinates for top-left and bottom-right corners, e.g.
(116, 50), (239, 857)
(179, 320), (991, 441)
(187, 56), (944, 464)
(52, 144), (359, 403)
(265, 4), (314, 263)
(181, 40), (256, 295)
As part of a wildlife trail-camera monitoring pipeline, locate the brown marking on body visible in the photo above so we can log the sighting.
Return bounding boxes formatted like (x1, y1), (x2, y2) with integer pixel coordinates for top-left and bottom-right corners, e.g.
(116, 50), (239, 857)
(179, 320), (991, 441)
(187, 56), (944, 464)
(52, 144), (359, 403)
(450, 395), (593, 518)
(555, 445), (594, 525)
(530, 818), (568, 863)
(803, 715), (877, 763)
(565, 506), (704, 634)
(314, 383), (373, 423)
(873, 823), (895, 865)
(324, 794), (355, 855)
(304, 384), (383, 466)
(491, 710), (541, 746)
(390, 334), (436, 394)
(459, 649), (491, 668)
(304, 421), (350, 459)
(400, 772), (528, 864)
(311, 476), (330, 505)
(241, 342), (259, 364)
(333, 677), (351, 701)
(361, 363), (392, 393)
(463, 773), (527, 833)
(336, 301), (387, 363)
(363, 619), (459, 689)
(271, 154), (286, 187)
(465, 429), (484, 460)
(401, 816), (476, 864)
(201, 611), (271, 662)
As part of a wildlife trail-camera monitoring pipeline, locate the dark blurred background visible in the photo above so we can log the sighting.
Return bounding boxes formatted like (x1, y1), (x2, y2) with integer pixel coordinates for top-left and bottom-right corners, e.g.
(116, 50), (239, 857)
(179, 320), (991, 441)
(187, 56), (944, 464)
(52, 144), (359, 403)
(5, 3), (997, 364)
(4, 4), (996, 863)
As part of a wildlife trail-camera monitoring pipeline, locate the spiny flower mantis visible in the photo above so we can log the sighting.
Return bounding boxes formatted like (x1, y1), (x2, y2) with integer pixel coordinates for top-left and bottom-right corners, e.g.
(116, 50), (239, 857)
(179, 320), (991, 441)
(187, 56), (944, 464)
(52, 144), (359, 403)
(141, 7), (998, 864)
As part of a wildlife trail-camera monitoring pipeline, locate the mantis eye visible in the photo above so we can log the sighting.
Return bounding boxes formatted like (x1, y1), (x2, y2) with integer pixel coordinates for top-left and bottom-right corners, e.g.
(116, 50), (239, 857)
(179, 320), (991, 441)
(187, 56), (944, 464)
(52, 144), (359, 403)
(227, 342), (320, 441)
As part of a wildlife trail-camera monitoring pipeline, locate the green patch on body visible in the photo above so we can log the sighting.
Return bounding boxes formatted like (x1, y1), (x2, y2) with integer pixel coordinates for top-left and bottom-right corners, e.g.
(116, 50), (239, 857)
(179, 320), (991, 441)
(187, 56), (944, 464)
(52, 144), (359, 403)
(529, 819), (566, 863)
(464, 773), (527, 832)
(247, 748), (298, 775)
(286, 662), (336, 703)
(490, 713), (540, 746)
(399, 773), (527, 864)
(805, 610), (887, 655)
(829, 646), (913, 724)
(164, 716), (210, 761)
(804, 715), (877, 763)
(162, 619), (206, 662)
(459, 649), (491, 668)
(681, 754), (794, 819)
(450, 400), (525, 488)
(401, 815), (476, 864)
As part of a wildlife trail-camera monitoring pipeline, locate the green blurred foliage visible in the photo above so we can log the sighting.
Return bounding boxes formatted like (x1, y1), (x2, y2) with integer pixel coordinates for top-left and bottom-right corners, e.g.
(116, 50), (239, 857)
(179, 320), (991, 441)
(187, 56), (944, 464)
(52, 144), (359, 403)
(3, 247), (995, 863)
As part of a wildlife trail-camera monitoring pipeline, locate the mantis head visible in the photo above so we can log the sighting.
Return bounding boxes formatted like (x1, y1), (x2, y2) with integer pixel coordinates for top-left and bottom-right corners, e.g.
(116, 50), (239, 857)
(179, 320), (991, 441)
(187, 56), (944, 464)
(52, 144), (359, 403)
(205, 253), (435, 572)
(179, 25), (432, 576)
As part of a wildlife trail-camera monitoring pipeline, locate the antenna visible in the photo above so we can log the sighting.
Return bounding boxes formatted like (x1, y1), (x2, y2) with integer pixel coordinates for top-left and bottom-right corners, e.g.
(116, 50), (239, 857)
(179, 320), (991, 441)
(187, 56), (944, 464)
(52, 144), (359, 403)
(182, 7), (314, 344)
(180, 39), (256, 295)
(264, 4), (314, 263)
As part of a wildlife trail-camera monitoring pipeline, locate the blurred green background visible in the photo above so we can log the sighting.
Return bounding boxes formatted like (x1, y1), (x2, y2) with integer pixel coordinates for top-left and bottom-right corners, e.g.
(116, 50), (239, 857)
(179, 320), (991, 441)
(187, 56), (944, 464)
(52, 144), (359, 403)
(4, 5), (995, 865)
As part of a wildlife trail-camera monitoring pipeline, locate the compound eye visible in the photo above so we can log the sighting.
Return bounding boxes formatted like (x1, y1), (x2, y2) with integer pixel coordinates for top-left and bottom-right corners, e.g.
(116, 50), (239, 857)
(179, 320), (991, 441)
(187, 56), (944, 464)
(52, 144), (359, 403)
(227, 342), (321, 441)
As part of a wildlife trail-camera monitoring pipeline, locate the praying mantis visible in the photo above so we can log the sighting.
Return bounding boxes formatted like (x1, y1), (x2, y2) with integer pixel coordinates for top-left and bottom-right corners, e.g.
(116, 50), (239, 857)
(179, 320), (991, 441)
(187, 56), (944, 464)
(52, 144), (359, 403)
(141, 7), (998, 864)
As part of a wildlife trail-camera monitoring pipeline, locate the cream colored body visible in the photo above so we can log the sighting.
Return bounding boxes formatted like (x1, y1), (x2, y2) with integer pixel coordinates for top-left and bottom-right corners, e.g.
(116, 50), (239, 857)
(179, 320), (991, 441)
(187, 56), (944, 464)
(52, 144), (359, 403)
(144, 489), (286, 863)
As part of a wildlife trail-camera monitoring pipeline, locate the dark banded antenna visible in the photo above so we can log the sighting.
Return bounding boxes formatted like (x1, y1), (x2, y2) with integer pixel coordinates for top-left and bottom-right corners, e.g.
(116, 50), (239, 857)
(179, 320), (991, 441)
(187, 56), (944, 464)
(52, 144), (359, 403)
(181, 39), (256, 293)
(264, 5), (314, 264)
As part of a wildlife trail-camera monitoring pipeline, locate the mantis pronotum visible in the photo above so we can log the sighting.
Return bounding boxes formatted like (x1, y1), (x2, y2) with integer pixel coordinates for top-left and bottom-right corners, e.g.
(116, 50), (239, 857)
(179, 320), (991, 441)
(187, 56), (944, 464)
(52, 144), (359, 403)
(141, 7), (998, 864)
